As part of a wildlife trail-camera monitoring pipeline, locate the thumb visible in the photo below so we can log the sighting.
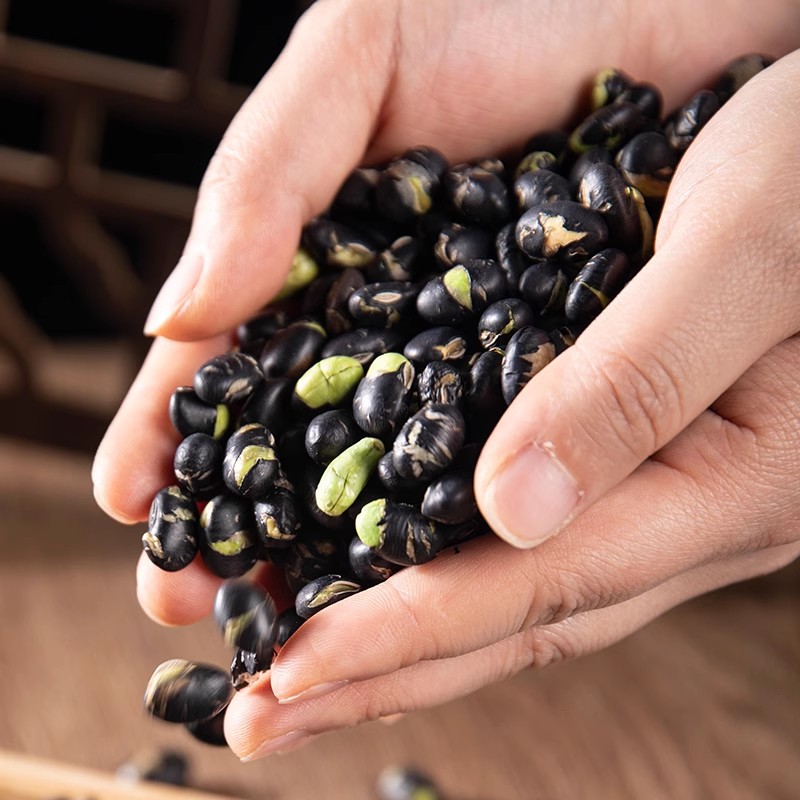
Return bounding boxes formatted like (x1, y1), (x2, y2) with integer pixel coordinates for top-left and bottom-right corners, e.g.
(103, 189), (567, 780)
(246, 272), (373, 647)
(144, 0), (397, 340)
(475, 50), (800, 548)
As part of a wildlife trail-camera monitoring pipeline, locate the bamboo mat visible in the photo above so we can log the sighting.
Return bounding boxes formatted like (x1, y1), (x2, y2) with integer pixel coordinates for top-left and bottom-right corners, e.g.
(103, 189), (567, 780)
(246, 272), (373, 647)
(0, 436), (798, 800)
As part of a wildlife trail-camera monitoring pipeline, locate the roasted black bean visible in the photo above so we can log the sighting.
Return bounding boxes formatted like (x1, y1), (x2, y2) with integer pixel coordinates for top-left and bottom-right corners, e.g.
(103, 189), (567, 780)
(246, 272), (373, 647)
(370, 235), (422, 282)
(258, 319), (327, 380)
(283, 534), (342, 593)
(302, 218), (379, 269)
(143, 486), (199, 572)
(169, 387), (230, 441)
(275, 608), (306, 648)
(348, 281), (419, 328)
(353, 352), (416, 437)
(523, 129), (569, 160)
(222, 424), (279, 500)
(422, 468), (477, 525)
(376, 158), (439, 223)
(305, 409), (362, 465)
(376, 451), (421, 494)
(568, 101), (644, 153)
(324, 268), (366, 336)
(199, 495), (258, 579)
(144, 660), (232, 724)
(405, 145), (449, 180)
(236, 309), (290, 356)
(665, 89), (720, 151)
(578, 162), (643, 254)
(501, 326), (556, 404)
(348, 536), (400, 586)
(592, 67), (634, 109)
(518, 261), (569, 318)
(434, 223), (494, 271)
(495, 223), (533, 290)
(356, 499), (446, 566)
(444, 164), (511, 226)
(615, 132), (677, 198)
(466, 348), (506, 429)
(300, 272), (339, 317)
(478, 298), (537, 349)
(295, 574), (362, 619)
(514, 169), (572, 211)
(322, 327), (407, 366)
(376, 766), (443, 800)
(714, 54), (773, 103)
(254, 488), (300, 548)
(330, 167), (380, 220)
(516, 201), (608, 262)
(238, 377), (294, 431)
(565, 248), (632, 324)
(230, 648), (273, 691)
(616, 82), (662, 118)
(549, 324), (581, 355)
(568, 147), (613, 190)
(173, 433), (224, 500)
(514, 149), (559, 179)
(214, 580), (277, 661)
(404, 327), (468, 364)
(416, 259), (507, 325)
(417, 361), (463, 407)
(393, 403), (465, 481)
(194, 352), (262, 406)
(186, 709), (227, 746)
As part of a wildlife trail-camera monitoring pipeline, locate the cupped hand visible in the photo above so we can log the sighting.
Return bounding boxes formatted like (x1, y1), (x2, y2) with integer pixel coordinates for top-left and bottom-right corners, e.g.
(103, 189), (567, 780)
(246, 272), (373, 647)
(91, 0), (800, 761)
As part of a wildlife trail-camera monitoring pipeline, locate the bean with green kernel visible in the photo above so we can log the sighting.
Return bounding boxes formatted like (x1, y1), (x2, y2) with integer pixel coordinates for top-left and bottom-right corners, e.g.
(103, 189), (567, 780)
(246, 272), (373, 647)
(199, 495), (258, 579)
(295, 574), (362, 619)
(169, 387), (230, 440)
(293, 355), (364, 411)
(253, 487), (300, 548)
(315, 437), (385, 517)
(222, 423), (279, 500)
(144, 660), (232, 724)
(194, 352), (263, 406)
(565, 248), (632, 324)
(213, 580), (277, 662)
(353, 353), (416, 437)
(143, 486), (199, 572)
(259, 319), (327, 380)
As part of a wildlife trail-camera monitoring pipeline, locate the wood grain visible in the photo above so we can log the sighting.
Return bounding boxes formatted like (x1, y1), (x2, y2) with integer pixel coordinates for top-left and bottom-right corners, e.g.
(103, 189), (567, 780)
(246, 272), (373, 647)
(0, 438), (798, 799)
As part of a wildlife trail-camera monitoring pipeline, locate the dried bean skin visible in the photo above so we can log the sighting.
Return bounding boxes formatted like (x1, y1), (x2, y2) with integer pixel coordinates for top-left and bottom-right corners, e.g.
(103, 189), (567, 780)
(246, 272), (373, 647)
(615, 132), (677, 199)
(666, 89), (720, 151)
(186, 709), (227, 746)
(305, 409), (363, 465)
(222, 424), (279, 500)
(516, 201), (608, 263)
(356, 499), (446, 566)
(259, 319), (327, 380)
(501, 327), (556, 404)
(578, 162), (642, 254)
(293, 356), (364, 411)
(173, 433), (224, 500)
(348, 281), (419, 328)
(417, 259), (507, 325)
(169, 388), (230, 440)
(143, 486), (199, 572)
(295, 574), (362, 619)
(434, 223), (494, 270)
(404, 327), (468, 364)
(348, 536), (400, 586)
(322, 327), (407, 366)
(302, 217), (379, 269)
(194, 352), (262, 406)
(230, 648), (273, 691)
(514, 169), (572, 211)
(393, 403), (466, 481)
(444, 164), (511, 226)
(422, 469), (477, 525)
(565, 248), (632, 324)
(214, 580), (278, 661)
(315, 437), (385, 517)
(199, 495), (258, 579)
(325, 268), (366, 336)
(353, 353), (416, 437)
(144, 660), (232, 724)
(254, 488), (300, 548)
(418, 361), (463, 407)
(275, 608), (306, 647)
(518, 261), (569, 318)
(478, 298), (537, 349)
(238, 377), (294, 431)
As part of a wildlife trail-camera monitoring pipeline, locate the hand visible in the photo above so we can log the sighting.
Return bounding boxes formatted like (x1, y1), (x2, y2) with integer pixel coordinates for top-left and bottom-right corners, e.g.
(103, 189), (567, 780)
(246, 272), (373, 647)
(92, 0), (800, 761)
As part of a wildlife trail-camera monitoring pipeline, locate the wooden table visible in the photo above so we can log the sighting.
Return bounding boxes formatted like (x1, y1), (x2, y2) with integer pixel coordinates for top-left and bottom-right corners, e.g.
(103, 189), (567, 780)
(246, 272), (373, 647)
(1, 438), (798, 799)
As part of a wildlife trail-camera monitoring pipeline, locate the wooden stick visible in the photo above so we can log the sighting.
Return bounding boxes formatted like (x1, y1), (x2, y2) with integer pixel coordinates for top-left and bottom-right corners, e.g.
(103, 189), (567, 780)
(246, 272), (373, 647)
(0, 750), (239, 800)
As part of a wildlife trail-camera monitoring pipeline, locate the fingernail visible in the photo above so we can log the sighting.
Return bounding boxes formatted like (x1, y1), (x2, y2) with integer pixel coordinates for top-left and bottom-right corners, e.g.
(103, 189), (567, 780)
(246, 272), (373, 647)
(144, 252), (204, 335)
(275, 680), (348, 705)
(240, 729), (313, 762)
(484, 441), (583, 548)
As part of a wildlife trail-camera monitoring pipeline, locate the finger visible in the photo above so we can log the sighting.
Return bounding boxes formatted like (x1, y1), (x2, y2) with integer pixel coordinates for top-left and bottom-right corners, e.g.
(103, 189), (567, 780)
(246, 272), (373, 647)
(269, 330), (800, 701)
(475, 50), (800, 549)
(143, 0), (398, 340)
(229, 542), (800, 760)
(91, 333), (230, 523)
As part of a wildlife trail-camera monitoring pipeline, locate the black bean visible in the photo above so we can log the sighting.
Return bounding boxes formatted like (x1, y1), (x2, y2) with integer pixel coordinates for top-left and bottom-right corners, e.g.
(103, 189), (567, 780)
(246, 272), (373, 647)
(665, 89), (720, 151)
(186, 709), (228, 746)
(393, 403), (465, 481)
(516, 201), (608, 262)
(230, 648), (273, 692)
(478, 298), (537, 349)
(254, 487), (301, 549)
(259, 319), (327, 380)
(495, 223), (533, 291)
(518, 261), (569, 318)
(615, 132), (678, 199)
(714, 54), (773, 103)
(444, 164), (511, 226)
(348, 536), (401, 586)
(324, 268), (366, 336)
(369, 235), (422, 282)
(565, 248), (632, 324)
(376, 451), (421, 494)
(143, 486), (199, 572)
(222, 423), (279, 500)
(501, 326), (556, 404)
(568, 101), (644, 153)
(616, 82), (662, 118)
(434, 223), (494, 271)
(199, 494), (258, 579)
(322, 327), (408, 367)
(523, 129), (569, 160)
(283, 534), (342, 593)
(405, 145), (449, 180)
(568, 147), (613, 190)
(417, 361), (463, 407)
(238, 377), (294, 431)
(173, 433), (224, 500)
(348, 281), (420, 328)
(376, 158), (439, 224)
(302, 217), (380, 269)
(305, 409), (363, 465)
(404, 327), (468, 364)
(422, 468), (477, 525)
(353, 353), (416, 437)
(144, 660), (232, 724)
(275, 608), (306, 648)
(194, 352), (263, 406)
(295, 574), (362, 619)
(330, 167), (380, 220)
(514, 169), (572, 212)
(591, 67), (634, 109)
(214, 580), (277, 661)
(169, 387), (230, 440)
(466, 348), (506, 432)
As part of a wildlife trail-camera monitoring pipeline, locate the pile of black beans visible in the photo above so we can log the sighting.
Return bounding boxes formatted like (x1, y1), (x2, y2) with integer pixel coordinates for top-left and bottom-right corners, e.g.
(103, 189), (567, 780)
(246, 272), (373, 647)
(142, 55), (772, 745)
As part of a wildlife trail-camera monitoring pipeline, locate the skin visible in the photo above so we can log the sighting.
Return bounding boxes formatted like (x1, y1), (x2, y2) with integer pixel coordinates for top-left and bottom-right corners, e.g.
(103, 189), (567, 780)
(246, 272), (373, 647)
(91, 0), (800, 761)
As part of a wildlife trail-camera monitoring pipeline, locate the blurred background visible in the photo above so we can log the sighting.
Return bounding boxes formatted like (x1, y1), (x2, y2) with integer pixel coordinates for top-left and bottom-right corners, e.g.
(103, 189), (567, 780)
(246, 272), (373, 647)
(0, 1), (798, 798)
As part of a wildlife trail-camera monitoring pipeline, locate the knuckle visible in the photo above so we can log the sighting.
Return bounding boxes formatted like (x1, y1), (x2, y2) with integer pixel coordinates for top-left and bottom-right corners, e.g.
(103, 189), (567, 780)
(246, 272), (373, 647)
(577, 342), (686, 459)
(522, 624), (580, 669)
